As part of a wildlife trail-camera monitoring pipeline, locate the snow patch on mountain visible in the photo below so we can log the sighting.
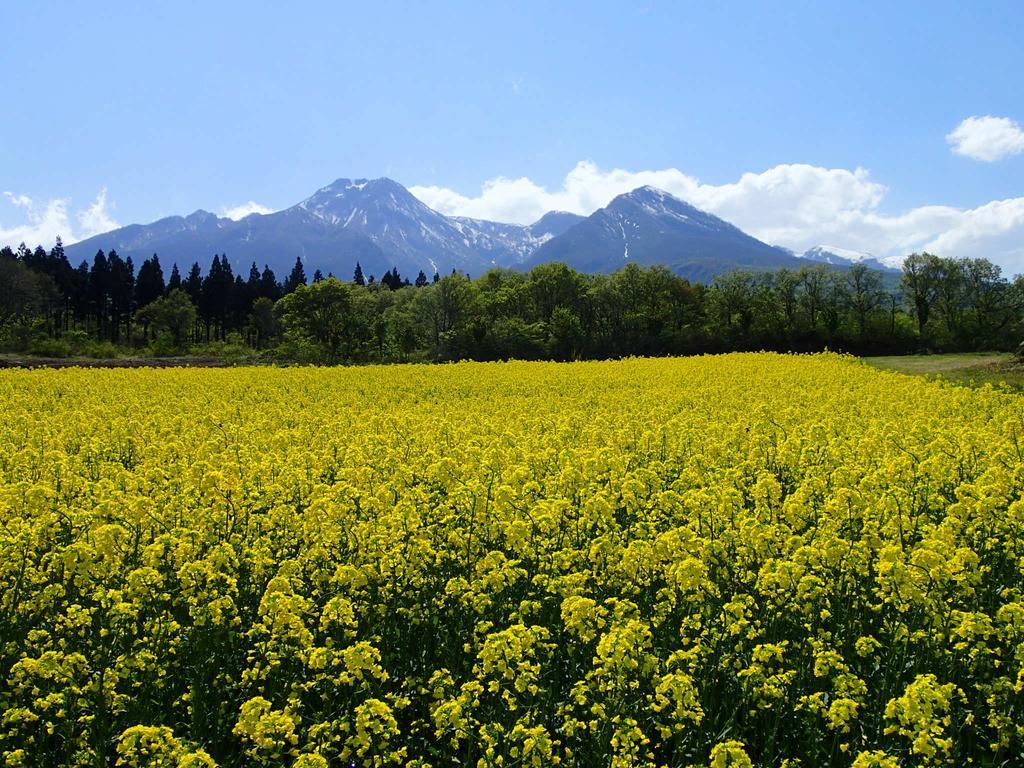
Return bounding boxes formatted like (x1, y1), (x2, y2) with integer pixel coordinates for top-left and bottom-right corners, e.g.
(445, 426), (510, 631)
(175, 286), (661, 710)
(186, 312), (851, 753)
(802, 245), (903, 271)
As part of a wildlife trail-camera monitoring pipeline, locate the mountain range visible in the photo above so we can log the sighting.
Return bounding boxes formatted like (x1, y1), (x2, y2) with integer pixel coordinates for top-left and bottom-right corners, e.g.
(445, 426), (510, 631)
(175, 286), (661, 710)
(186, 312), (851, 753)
(63, 177), (896, 282)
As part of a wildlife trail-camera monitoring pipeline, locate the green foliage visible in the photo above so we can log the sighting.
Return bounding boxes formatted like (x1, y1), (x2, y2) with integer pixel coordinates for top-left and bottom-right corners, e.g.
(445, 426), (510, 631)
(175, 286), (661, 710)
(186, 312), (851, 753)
(0, 258), (59, 323)
(3, 241), (1024, 363)
(146, 332), (183, 358)
(135, 289), (198, 349)
(85, 340), (122, 359)
(247, 297), (279, 349)
(274, 278), (356, 362)
(26, 335), (74, 357)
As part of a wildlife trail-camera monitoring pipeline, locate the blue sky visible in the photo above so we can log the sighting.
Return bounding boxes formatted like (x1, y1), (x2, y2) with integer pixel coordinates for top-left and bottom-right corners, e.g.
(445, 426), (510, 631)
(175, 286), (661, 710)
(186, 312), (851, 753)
(3, 1), (1024, 267)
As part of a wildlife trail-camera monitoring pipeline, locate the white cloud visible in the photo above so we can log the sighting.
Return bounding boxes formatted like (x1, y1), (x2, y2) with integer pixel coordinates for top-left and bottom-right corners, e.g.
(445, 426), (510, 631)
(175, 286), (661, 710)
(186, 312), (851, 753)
(1, 189), (118, 249)
(221, 201), (275, 220)
(947, 116), (1024, 162)
(76, 188), (118, 239)
(411, 161), (886, 232)
(411, 160), (1024, 273)
(921, 198), (1024, 264)
(1, 189), (121, 250)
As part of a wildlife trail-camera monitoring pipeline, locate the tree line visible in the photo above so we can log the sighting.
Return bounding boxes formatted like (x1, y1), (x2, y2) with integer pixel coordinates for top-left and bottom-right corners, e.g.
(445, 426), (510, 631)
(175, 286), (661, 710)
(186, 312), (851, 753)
(2, 239), (1023, 362)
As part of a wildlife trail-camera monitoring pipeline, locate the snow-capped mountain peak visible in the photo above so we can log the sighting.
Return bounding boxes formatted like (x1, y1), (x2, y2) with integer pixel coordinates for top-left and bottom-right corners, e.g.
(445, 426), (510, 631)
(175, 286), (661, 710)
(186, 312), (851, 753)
(606, 186), (731, 234)
(803, 245), (875, 263)
(288, 178), (585, 271)
(525, 185), (803, 280)
(801, 245), (902, 272)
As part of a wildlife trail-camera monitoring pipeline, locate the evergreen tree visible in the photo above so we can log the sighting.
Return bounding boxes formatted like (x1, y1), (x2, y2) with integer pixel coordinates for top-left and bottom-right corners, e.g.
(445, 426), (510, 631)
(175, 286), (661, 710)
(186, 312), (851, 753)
(219, 257), (236, 337)
(27, 245), (48, 271)
(199, 256), (220, 341)
(46, 237), (74, 332)
(89, 250), (110, 336)
(221, 256), (234, 291)
(46, 237), (74, 293)
(107, 251), (135, 342)
(231, 273), (250, 330)
(259, 265), (281, 301)
(135, 255), (166, 309)
(71, 260), (91, 320)
(200, 255), (234, 340)
(184, 263), (203, 305)
(167, 263), (182, 293)
(284, 257), (307, 293)
(381, 267), (403, 291)
(246, 262), (261, 303)
(415, 270), (428, 287)
(433, 272), (440, 284)
(313, 269), (324, 283)
(353, 262), (366, 286)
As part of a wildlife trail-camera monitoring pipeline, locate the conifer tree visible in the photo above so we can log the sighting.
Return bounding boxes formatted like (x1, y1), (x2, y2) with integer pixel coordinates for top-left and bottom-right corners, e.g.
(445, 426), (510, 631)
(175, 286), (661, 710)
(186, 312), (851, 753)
(284, 257), (307, 293)
(135, 255), (166, 309)
(107, 252), (135, 341)
(167, 263), (182, 293)
(71, 260), (91, 320)
(246, 262), (261, 301)
(89, 250), (110, 336)
(231, 273), (249, 330)
(184, 263), (203, 304)
(259, 265), (280, 301)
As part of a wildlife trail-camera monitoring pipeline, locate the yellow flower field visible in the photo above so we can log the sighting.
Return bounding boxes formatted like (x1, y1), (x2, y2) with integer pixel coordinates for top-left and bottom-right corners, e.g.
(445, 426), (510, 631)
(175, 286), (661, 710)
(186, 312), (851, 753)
(1, 354), (1023, 767)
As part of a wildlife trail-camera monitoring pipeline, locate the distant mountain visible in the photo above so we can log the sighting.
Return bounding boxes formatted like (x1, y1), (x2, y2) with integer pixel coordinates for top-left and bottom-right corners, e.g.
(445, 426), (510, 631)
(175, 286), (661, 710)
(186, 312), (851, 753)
(448, 210), (585, 266)
(528, 211), (589, 239)
(66, 178), (892, 284)
(65, 178), (583, 280)
(297, 177), (540, 275)
(65, 194), (391, 280)
(526, 186), (806, 283)
(801, 245), (901, 272)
